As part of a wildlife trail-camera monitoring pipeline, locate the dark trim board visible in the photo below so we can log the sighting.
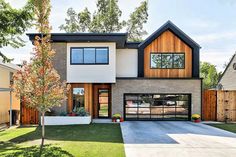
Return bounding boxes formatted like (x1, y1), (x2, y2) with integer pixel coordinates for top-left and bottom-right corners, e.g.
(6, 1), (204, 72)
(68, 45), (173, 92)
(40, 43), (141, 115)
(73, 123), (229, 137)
(138, 48), (144, 77)
(149, 52), (185, 69)
(123, 93), (192, 121)
(70, 47), (109, 65)
(27, 33), (128, 49)
(138, 21), (200, 49)
(97, 87), (111, 118)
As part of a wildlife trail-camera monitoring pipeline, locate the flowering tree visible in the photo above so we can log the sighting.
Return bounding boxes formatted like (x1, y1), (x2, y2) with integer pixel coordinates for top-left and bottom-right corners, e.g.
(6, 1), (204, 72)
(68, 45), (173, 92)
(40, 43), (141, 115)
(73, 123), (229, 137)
(13, 0), (69, 148)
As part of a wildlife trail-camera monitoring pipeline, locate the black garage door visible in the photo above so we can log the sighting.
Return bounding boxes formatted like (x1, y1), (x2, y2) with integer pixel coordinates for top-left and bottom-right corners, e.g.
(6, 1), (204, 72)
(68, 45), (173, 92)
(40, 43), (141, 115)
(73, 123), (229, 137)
(124, 94), (191, 121)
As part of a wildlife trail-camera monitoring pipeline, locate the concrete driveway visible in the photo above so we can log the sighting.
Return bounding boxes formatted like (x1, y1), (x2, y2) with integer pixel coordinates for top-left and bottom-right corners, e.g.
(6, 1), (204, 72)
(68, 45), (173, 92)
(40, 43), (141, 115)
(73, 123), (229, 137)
(121, 121), (236, 157)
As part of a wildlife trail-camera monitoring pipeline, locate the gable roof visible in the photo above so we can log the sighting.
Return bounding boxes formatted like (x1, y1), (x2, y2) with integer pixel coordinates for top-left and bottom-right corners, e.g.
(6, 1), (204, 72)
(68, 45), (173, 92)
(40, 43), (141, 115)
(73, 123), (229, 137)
(218, 52), (236, 83)
(138, 20), (201, 49)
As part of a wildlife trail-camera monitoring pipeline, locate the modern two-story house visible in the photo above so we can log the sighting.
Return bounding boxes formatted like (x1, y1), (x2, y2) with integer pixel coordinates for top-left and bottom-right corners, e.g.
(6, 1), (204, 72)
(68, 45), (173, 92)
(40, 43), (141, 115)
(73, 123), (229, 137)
(27, 21), (202, 121)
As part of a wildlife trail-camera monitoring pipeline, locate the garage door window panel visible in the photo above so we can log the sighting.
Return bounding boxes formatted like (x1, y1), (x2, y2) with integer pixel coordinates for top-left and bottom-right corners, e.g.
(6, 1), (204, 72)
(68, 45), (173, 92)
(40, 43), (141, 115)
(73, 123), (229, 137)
(124, 94), (191, 120)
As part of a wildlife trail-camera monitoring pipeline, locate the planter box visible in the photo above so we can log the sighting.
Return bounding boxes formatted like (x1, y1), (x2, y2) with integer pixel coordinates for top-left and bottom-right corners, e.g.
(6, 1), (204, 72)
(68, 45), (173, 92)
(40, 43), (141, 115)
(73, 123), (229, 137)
(41, 116), (91, 125)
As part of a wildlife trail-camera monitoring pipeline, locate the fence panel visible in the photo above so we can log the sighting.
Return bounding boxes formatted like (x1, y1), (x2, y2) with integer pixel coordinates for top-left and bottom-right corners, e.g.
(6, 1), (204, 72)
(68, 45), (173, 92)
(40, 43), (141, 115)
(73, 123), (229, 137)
(217, 91), (236, 122)
(203, 90), (217, 121)
(21, 102), (39, 125)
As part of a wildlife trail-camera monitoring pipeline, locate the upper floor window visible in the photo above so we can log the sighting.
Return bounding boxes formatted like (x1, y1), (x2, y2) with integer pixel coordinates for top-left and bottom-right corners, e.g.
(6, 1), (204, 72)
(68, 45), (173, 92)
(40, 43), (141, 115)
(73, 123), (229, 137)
(71, 47), (109, 64)
(150, 53), (185, 69)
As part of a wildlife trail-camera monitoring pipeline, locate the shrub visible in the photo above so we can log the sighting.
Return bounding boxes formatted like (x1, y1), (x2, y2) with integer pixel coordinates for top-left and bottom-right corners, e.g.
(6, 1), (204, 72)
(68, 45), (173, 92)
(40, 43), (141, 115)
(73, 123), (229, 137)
(76, 107), (89, 116)
(59, 111), (67, 116)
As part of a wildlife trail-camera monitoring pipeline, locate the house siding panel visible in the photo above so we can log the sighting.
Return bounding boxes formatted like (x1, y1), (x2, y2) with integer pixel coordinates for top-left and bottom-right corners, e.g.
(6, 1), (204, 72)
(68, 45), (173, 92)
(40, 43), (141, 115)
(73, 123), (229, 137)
(219, 54), (236, 90)
(116, 49), (138, 77)
(112, 79), (201, 117)
(52, 43), (67, 81)
(67, 42), (116, 83)
(144, 30), (192, 78)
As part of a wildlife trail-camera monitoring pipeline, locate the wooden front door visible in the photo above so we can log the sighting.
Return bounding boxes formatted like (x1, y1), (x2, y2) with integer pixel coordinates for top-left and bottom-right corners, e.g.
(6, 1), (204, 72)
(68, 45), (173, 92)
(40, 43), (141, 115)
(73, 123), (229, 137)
(93, 84), (111, 118)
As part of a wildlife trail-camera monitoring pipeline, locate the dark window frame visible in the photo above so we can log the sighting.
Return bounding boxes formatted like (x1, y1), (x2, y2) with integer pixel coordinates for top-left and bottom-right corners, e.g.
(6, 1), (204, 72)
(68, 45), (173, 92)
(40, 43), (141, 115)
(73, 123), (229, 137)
(70, 47), (109, 65)
(150, 52), (185, 69)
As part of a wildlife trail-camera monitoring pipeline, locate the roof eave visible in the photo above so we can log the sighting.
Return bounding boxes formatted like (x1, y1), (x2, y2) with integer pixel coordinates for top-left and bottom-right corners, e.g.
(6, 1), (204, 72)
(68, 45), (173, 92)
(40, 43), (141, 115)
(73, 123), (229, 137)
(138, 20), (201, 49)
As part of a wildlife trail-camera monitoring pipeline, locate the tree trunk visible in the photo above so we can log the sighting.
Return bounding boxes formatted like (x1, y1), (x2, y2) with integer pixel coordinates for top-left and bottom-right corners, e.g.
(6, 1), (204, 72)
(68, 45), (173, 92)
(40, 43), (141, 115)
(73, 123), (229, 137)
(39, 112), (45, 156)
(42, 112), (45, 139)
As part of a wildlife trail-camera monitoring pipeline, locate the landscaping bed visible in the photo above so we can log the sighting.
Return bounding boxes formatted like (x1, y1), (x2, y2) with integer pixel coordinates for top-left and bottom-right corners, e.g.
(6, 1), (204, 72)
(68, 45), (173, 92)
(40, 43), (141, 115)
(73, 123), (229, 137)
(0, 124), (125, 157)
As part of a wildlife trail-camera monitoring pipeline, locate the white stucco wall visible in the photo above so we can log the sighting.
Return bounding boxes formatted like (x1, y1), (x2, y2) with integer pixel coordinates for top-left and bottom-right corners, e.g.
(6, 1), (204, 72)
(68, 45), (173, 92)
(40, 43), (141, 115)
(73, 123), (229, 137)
(67, 42), (116, 83)
(116, 49), (138, 77)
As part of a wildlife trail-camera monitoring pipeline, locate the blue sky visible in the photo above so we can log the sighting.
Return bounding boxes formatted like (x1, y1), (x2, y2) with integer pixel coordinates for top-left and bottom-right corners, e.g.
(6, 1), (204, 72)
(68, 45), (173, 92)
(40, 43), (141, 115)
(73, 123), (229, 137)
(3, 0), (236, 71)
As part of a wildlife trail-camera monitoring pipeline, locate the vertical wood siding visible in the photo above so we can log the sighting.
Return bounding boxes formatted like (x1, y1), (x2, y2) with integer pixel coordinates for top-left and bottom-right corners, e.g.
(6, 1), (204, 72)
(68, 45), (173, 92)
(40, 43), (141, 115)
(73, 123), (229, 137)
(144, 30), (192, 78)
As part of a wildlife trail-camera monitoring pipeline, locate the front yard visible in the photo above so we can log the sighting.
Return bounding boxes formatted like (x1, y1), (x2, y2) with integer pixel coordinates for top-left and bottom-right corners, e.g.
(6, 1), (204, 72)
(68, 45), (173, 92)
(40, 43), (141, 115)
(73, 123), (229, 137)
(209, 123), (236, 133)
(0, 124), (125, 157)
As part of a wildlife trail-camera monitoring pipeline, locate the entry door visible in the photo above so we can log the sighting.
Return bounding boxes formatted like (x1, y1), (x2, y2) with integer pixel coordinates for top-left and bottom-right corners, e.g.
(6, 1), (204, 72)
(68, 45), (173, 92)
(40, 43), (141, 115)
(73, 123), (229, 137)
(93, 84), (111, 118)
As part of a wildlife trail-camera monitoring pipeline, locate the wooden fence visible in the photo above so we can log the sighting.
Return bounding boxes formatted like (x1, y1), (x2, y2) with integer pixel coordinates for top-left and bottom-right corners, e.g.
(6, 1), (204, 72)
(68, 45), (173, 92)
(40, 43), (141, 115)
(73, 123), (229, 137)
(21, 102), (39, 125)
(202, 90), (217, 121)
(203, 90), (236, 122)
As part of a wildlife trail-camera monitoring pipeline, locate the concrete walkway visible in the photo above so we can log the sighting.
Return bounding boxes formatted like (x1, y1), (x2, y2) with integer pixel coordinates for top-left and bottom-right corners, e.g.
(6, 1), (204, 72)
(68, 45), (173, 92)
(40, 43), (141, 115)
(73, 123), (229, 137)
(121, 121), (236, 157)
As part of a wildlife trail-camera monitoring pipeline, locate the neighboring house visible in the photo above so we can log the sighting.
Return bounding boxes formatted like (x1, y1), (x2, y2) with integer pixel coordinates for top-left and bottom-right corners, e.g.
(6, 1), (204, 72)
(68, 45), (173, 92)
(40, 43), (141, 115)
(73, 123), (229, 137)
(218, 52), (236, 90)
(0, 60), (20, 125)
(27, 21), (202, 121)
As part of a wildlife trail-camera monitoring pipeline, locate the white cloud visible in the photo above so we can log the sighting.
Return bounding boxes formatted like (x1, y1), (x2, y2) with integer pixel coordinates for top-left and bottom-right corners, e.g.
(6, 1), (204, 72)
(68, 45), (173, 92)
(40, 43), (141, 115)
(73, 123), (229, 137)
(185, 19), (220, 29)
(200, 50), (234, 72)
(193, 31), (236, 44)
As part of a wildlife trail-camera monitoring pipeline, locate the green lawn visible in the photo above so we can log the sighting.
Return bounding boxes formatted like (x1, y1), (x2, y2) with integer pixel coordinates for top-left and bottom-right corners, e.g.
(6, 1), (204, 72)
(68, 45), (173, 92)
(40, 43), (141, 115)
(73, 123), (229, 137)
(0, 124), (125, 157)
(209, 123), (236, 133)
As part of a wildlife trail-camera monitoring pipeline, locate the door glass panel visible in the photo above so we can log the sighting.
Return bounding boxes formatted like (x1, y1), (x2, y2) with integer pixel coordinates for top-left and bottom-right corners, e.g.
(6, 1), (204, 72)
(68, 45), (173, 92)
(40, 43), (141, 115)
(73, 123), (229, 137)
(139, 114), (151, 119)
(176, 108), (188, 115)
(98, 89), (109, 118)
(163, 107), (176, 115)
(73, 88), (84, 112)
(138, 107), (150, 114)
(151, 107), (163, 114)
(151, 115), (163, 119)
(175, 115), (188, 120)
(126, 108), (138, 114)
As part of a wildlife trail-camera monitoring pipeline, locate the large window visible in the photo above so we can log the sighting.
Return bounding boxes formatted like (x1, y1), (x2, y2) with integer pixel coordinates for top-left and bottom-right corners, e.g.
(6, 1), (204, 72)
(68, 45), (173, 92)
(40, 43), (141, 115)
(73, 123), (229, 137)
(150, 53), (185, 69)
(71, 47), (109, 64)
(124, 94), (190, 120)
